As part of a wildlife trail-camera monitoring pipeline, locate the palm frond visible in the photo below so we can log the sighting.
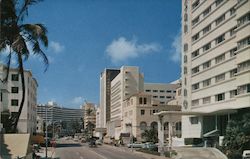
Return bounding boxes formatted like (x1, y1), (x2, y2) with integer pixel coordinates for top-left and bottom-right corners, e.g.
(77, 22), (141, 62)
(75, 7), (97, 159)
(21, 23), (48, 47)
(31, 40), (49, 71)
(17, 0), (43, 22)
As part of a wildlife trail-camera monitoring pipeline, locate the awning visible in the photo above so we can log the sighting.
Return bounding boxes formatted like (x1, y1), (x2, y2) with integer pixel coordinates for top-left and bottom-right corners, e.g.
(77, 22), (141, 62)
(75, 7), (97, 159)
(203, 129), (220, 137)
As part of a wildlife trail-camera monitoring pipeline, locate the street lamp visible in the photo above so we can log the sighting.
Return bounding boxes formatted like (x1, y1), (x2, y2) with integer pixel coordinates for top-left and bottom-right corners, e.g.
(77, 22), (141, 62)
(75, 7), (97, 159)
(45, 105), (53, 159)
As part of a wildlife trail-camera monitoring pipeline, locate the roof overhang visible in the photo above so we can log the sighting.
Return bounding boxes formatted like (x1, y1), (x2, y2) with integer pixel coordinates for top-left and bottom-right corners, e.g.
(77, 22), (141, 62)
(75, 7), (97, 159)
(154, 109), (237, 116)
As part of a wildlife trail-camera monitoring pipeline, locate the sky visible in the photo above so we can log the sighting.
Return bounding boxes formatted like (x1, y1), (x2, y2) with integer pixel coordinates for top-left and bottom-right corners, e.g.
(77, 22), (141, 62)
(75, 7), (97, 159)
(1, 0), (182, 108)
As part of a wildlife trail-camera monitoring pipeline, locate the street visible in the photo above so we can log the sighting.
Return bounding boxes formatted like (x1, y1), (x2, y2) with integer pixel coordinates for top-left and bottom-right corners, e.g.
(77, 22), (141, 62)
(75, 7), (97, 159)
(53, 139), (148, 159)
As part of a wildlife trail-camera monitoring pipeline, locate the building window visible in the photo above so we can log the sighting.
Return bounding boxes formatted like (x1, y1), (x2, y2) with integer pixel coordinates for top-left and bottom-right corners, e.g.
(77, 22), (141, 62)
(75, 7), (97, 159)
(203, 6), (211, 17)
(203, 97), (211, 104)
(139, 97), (143, 104)
(11, 87), (19, 93)
(192, 66), (199, 74)
(144, 98), (147, 104)
(215, 73), (225, 83)
(230, 69), (237, 77)
(145, 89), (151, 92)
(230, 47), (237, 57)
(184, 89), (187, 96)
(192, 33), (200, 42)
(191, 99), (199, 106)
(11, 99), (19, 106)
(190, 117), (199, 124)
(141, 109), (145, 115)
(184, 55), (187, 63)
(166, 90), (172, 93)
(192, 49), (199, 58)
(184, 43), (188, 52)
(215, 34), (225, 44)
(166, 96), (172, 99)
(160, 90), (165, 93)
(203, 43), (211, 52)
(11, 74), (19, 81)
(160, 96), (165, 98)
(215, 54), (225, 64)
(184, 25), (188, 33)
(184, 13), (188, 21)
(237, 36), (250, 50)
(203, 79), (211, 87)
(160, 102), (165, 104)
(230, 7), (236, 15)
(215, 14), (225, 26)
(230, 90), (237, 98)
(192, 0), (200, 10)
(192, 16), (200, 26)
(215, 0), (224, 7)
(237, 12), (250, 27)
(184, 67), (187, 74)
(238, 84), (250, 95)
(192, 83), (199, 90)
(238, 60), (250, 72)
(230, 27), (237, 36)
(153, 90), (158, 92)
(215, 93), (225, 101)
(203, 61), (211, 69)
(203, 24), (211, 35)
(153, 96), (158, 98)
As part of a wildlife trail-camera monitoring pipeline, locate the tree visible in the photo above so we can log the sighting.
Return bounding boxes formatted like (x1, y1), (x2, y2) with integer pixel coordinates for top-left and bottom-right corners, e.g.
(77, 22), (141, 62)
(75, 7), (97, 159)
(0, 0), (49, 132)
(141, 128), (158, 143)
(70, 119), (81, 133)
(222, 112), (250, 159)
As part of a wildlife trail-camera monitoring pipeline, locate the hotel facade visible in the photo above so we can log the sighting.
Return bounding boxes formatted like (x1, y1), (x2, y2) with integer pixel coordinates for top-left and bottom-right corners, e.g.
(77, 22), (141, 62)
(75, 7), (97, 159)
(181, 0), (250, 144)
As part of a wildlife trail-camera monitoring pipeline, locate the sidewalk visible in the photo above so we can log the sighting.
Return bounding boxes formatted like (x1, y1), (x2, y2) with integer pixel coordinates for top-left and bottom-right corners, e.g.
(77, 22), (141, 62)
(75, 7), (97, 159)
(35, 147), (57, 159)
(102, 144), (170, 159)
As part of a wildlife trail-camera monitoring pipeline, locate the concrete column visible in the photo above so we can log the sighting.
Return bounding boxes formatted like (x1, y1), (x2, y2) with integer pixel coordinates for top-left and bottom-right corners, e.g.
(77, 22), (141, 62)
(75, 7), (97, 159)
(158, 115), (164, 156)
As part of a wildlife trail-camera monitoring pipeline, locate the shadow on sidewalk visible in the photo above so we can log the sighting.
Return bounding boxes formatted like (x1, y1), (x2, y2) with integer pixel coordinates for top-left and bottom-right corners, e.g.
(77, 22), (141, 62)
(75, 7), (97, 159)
(0, 134), (12, 159)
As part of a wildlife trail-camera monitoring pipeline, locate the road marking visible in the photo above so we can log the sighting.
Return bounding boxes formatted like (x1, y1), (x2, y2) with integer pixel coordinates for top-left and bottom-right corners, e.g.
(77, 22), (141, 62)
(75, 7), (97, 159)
(86, 148), (108, 159)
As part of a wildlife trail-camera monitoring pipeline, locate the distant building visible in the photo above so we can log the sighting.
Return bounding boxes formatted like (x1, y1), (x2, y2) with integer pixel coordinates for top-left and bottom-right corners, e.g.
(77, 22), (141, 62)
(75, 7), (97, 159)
(83, 102), (96, 130)
(181, 0), (250, 144)
(36, 115), (44, 133)
(37, 102), (84, 133)
(0, 64), (38, 134)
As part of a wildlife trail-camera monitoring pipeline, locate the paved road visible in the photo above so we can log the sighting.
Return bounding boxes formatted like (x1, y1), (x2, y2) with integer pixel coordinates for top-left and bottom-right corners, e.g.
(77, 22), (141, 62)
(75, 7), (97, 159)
(54, 140), (147, 159)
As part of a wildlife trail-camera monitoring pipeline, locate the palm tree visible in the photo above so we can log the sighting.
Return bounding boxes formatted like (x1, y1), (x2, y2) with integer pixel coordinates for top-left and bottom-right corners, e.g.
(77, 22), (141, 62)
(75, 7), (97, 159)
(0, 0), (49, 132)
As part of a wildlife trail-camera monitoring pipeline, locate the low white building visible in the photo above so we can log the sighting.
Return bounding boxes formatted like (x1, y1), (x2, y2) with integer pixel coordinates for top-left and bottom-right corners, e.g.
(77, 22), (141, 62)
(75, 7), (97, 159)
(0, 64), (38, 134)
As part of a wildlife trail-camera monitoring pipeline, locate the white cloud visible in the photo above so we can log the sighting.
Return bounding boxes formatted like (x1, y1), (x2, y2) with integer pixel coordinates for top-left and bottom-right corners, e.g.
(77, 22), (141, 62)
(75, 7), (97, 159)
(71, 96), (85, 105)
(106, 37), (161, 63)
(49, 41), (65, 53)
(170, 31), (182, 63)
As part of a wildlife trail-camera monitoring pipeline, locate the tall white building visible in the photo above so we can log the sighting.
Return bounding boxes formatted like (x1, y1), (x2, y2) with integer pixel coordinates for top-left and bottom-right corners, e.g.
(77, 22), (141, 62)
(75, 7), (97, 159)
(0, 64), (38, 134)
(99, 69), (120, 128)
(181, 0), (250, 143)
(110, 66), (144, 139)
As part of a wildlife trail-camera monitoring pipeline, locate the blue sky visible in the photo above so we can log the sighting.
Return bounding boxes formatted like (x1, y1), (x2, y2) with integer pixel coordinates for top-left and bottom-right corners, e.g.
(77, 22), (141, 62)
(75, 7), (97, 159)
(7, 0), (182, 108)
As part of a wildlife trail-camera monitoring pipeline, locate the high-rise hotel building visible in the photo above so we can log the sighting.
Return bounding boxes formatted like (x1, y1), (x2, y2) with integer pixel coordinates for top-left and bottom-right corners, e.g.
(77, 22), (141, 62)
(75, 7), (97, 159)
(181, 0), (250, 141)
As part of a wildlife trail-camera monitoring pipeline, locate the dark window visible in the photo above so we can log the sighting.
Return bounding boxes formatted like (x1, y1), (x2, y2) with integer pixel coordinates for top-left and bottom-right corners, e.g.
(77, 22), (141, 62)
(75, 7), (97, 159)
(215, 0), (223, 6)
(143, 98), (147, 104)
(192, 49), (199, 58)
(11, 87), (19, 93)
(216, 93), (225, 101)
(192, 0), (200, 9)
(192, 33), (199, 42)
(190, 117), (199, 124)
(203, 24), (211, 35)
(11, 74), (19, 81)
(11, 99), (19, 106)
(153, 90), (158, 92)
(141, 110), (145, 115)
(145, 90), (151, 92)
(139, 97), (143, 104)
(215, 14), (225, 25)
(216, 34), (225, 44)
(203, 6), (211, 17)
(203, 43), (211, 51)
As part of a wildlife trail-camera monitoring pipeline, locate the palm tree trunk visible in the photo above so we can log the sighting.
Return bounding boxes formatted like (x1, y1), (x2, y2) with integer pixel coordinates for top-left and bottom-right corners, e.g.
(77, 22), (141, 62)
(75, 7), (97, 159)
(12, 53), (26, 133)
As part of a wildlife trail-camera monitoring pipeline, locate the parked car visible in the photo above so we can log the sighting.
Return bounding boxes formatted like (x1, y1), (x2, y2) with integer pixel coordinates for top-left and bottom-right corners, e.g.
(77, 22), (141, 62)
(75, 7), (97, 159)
(127, 142), (144, 148)
(243, 150), (250, 159)
(142, 142), (158, 151)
